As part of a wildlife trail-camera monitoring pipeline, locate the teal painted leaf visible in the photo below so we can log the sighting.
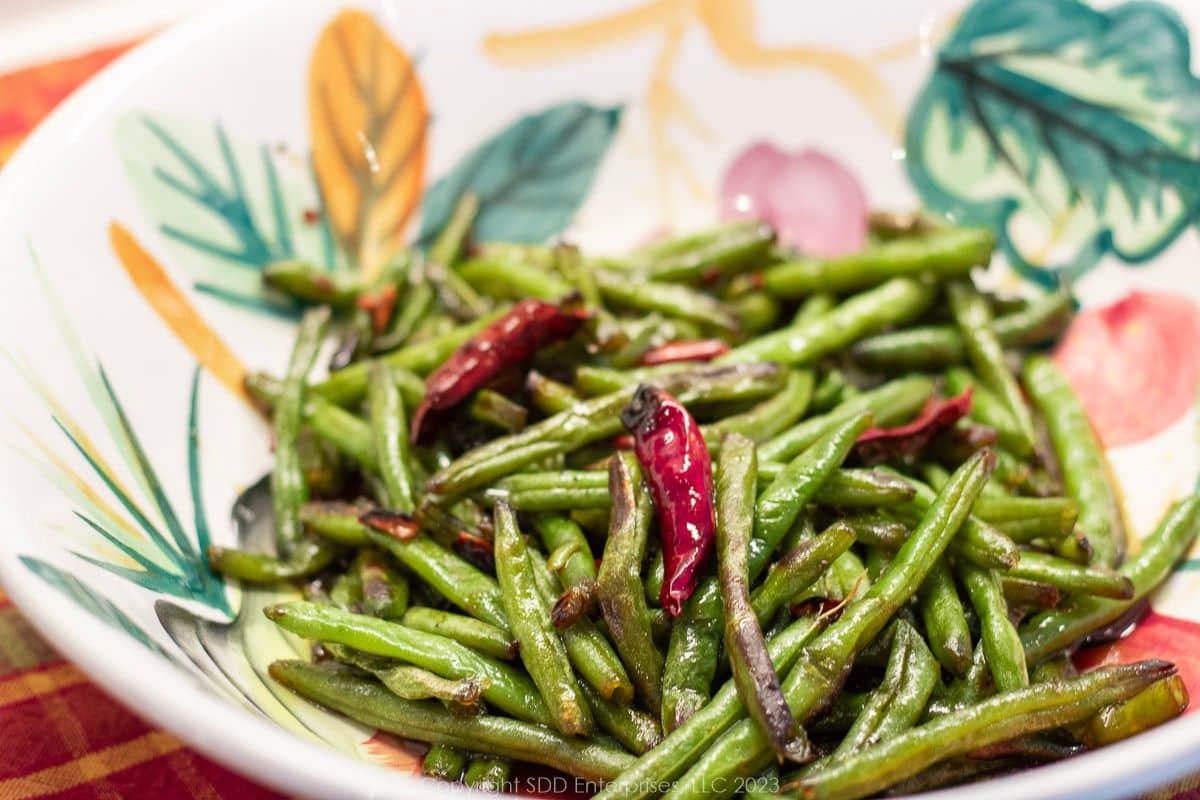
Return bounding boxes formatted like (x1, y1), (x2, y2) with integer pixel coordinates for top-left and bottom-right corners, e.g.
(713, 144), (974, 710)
(96, 365), (204, 586)
(418, 101), (622, 244)
(905, 0), (1200, 282)
(116, 111), (345, 314)
(187, 367), (214, 560)
(52, 416), (194, 576)
(44, 366), (230, 615)
(19, 556), (179, 664)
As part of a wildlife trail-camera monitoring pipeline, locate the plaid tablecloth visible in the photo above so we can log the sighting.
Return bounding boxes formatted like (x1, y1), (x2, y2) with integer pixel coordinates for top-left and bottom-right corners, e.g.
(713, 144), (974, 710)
(0, 586), (281, 799)
(2, 28), (1200, 800)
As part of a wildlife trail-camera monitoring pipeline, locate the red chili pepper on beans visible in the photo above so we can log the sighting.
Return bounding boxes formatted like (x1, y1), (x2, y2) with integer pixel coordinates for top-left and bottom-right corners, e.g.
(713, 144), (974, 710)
(620, 384), (716, 616)
(853, 388), (973, 465)
(637, 338), (732, 366)
(411, 299), (589, 443)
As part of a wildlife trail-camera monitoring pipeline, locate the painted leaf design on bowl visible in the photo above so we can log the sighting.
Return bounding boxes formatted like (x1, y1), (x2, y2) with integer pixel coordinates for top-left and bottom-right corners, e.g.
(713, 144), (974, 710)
(156, 477), (407, 765)
(905, 0), (1200, 283)
(15, 362), (231, 615)
(309, 9), (428, 279)
(12, 259), (231, 614)
(19, 555), (180, 665)
(418, 101), (622, 246)
(116, 111), (334, 317)
(116, 6), (623, 334)
(154, 479), (386, 762)
(14, 263), (393, 760)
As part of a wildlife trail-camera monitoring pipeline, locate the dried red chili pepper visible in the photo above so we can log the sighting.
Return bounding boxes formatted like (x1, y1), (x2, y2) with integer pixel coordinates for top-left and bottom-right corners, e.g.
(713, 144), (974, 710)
(853, 388), (973, 465)
(637, 338), (732, 366)
(620, 384), (716, 616)
(411, 299), (590, 442)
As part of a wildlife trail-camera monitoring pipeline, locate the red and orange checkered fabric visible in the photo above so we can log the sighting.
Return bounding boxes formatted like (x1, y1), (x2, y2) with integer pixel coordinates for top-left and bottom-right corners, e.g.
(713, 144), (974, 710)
(0, 586), (282, 799)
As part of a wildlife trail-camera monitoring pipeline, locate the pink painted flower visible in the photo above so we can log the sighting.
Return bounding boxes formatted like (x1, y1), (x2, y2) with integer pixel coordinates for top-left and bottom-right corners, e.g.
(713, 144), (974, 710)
(720, 142), (867, 257)
(1074, 609), (1200, 715)
(1054, 291), (1200, 447)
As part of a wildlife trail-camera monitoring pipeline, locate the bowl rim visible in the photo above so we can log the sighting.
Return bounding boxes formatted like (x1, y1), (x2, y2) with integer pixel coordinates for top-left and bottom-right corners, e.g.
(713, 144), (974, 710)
(0, 1), (1199, 798)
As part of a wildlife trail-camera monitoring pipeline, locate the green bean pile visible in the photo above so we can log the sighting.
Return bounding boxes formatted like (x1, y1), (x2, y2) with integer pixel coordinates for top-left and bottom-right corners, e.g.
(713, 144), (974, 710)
(214, 201), (1200, 799)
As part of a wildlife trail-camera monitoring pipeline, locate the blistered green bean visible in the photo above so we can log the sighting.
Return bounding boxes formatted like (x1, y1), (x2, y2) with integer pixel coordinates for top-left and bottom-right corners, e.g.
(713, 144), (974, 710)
(1024, 355), (1126, 567)
(763, 226), (994, 295)
(948, 281), (1037, 457)
(759, 376), (933, 464)
(958, 561), (1028, 692)
(661, 578), (723, 732)
(721, 278), (937, 366)
(266, 602), (550, 725)
(918, 560), (972, 676)
(271, 660), (633, 781)
(1022, 495), (1200, 663)
(662, 450), (995, 800)
(273, 307), (329, 554)
(850, 289), (1072, 372)
(596, 457), (664, 714)
(400, 607), (517, 661)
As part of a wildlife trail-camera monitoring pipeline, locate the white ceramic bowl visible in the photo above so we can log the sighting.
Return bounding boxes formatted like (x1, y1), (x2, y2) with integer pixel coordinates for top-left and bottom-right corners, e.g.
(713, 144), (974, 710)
(2, 1), (1199, 797)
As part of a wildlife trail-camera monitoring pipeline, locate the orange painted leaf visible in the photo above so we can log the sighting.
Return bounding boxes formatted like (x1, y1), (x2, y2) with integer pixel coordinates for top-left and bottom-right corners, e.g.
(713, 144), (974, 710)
(109, 222), (252, 409)
(309, 10), (428, 277)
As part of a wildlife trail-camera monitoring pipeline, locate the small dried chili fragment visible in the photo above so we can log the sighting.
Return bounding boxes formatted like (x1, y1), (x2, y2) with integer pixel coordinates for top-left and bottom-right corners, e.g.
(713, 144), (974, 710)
(551, 582), (596, 630)
(453, 532), (496, 573)
(357, 284), (398, 335)
(411, 299), (589, 443)
(620, 384), (717, 616)
(853, 388), (973, 465)
(638, 339), (732, 366)
(359, 509), (420, 540)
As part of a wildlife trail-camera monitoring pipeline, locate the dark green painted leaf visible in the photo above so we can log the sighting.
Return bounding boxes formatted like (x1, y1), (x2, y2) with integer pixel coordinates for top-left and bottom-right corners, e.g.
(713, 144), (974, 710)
(418, 101), (622, 245)
(116, 111), (340, 316)
(19, 556), (177, 663)
(49, 367), (230, 614)
(905, 0), (1200, 282)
